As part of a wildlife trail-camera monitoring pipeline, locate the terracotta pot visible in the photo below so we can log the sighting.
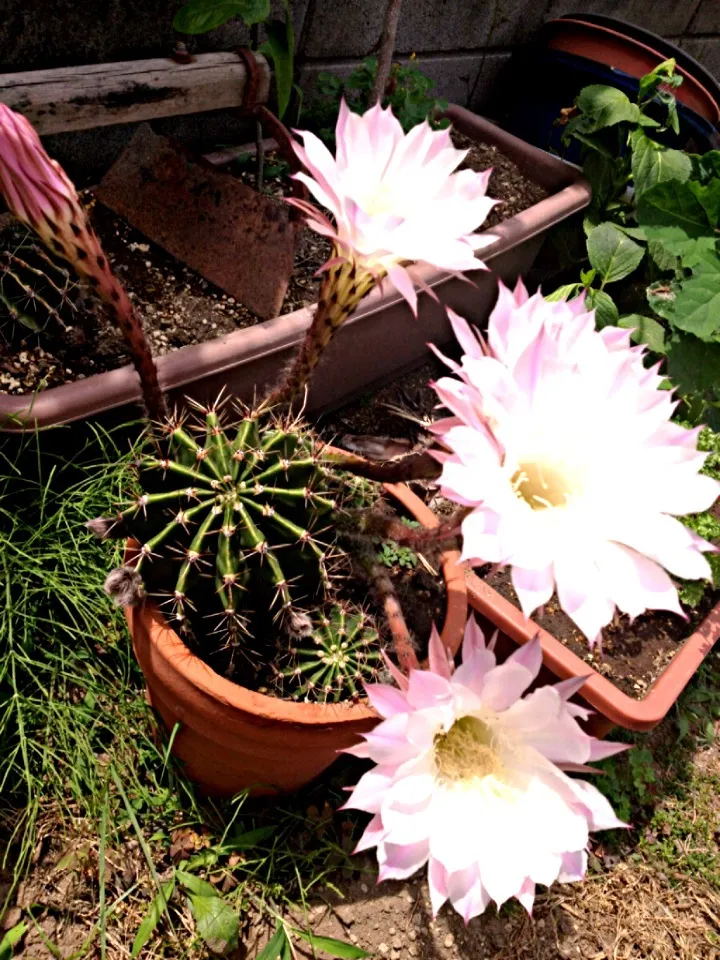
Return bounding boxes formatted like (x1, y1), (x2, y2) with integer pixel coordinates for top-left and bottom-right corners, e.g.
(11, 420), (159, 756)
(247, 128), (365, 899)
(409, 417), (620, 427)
(125, 482), (467, 796)
(0, 107), (591, 432)
(465, 569), (720, 736)
(545, 18), (720, 126)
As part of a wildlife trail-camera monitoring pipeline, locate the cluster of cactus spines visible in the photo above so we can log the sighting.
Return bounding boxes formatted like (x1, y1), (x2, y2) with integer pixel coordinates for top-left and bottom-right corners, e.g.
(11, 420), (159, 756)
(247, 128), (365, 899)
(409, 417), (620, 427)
(105, 397), (348, 647)
(265, 256), (376, 406)
(0, 236), (81, 335)
(276, 603), (382, 702)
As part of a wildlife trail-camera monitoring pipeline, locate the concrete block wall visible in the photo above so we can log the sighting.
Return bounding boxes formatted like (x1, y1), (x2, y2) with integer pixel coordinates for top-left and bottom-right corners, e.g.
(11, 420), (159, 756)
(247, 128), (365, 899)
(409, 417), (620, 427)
(0, 0), (718, 175)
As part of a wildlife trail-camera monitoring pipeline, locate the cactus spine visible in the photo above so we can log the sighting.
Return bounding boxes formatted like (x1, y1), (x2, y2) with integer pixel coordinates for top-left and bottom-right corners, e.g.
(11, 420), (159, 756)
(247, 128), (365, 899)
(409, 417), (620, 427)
(110, 400), (347, 649)
(278, 603), (381, 702)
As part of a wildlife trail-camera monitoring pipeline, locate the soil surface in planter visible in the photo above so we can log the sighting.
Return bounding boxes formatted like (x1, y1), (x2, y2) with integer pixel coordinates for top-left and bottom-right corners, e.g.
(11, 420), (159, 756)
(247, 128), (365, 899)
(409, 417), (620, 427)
(0, 139), (546, 395)
(322, 363), (719, 700)
(475, 567), (718, 699)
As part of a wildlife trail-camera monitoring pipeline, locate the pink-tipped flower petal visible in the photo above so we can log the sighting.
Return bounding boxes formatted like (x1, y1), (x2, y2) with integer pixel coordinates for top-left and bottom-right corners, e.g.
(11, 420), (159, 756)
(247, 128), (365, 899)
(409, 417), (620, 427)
(431, 281), (719, 644)
(344, 616), (625, 921)
(288, 100), (495, 312)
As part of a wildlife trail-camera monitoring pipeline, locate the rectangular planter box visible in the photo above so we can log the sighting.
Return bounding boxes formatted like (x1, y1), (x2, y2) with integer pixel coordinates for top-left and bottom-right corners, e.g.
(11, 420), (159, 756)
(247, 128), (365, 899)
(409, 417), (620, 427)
(0, 105), (591, 432)
(466, 569), (720, 736)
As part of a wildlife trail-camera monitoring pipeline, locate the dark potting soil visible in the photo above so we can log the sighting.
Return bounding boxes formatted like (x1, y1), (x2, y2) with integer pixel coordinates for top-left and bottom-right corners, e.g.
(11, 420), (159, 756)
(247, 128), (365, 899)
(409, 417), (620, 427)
(323, 362), (718, 700)
(479, 565), (717, 700)
(319, 358), (448, 452)
(0, 138), (546, 396)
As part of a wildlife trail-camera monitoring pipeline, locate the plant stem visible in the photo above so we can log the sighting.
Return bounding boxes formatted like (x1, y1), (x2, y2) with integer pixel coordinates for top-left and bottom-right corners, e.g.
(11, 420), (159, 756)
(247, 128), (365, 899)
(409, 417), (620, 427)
(323, 447), (441, 483)
(370, 0), (404, 104)
(100, 275), (168, 424)
(264, 257), (375, 406)
(362, 554), (418, 672)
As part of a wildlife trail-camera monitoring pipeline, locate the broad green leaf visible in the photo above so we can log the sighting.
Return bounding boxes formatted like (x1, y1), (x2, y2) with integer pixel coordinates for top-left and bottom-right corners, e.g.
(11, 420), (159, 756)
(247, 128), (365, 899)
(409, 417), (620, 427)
(619, 314), (666, 353)
(545, 283), (581, 303)
(563, 124), (614, 156)
(583, 152), (621, 211)
(575, 85), (641, 131)
(637, 180), (714, 267)
(292, 928), (371, 959)
(647, 280), (678, 321)
(586, 222), (645, 285)
(665, 332), (720, 396)
(689, 179), (720, 228)
(257, 925), (289, 960)
(647, 238), (679, 272)
(259, 11), (294, 119)
(176, 870), (217, 898)
(173, 0), (269, 33)
(220, 825), (276, 850)
(692, 247), (720, 275)
(638, 58), (681, 102)
(188, 895), (239, 956)
(691, 150), (720, 184)
(630, 129), (691, 197)
(615, 224), (647, 241)
(668, 270), (720, 341)
(131, 878), (175, 958)
(585, 288), (619, 328)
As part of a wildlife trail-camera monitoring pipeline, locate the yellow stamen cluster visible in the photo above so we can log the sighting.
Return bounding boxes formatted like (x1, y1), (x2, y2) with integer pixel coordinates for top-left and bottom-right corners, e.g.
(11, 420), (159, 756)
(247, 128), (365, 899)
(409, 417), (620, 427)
(434, 716), (503, 785)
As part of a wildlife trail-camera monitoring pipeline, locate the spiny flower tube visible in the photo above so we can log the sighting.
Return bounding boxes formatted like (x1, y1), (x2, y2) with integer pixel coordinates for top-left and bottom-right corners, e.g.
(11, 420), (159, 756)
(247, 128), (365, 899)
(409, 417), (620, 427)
(344, 619), (626, 921)
(0, 103), (166, 421)
(266, 100), (496, 404)
(430, 280), (720, 645)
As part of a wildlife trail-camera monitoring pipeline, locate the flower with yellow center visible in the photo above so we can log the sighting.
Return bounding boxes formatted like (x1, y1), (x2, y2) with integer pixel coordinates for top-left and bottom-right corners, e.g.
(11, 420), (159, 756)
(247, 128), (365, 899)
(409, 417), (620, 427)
(266, 100), (496, 404)
(344, 619), (626, 921)
(429, 280), (719, 645)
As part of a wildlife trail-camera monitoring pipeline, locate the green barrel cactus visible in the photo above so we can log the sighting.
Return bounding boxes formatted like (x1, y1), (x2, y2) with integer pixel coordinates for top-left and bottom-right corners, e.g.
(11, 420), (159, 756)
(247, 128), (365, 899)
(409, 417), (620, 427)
(277, 603), (382, 702)
(102, 400), (349, 652)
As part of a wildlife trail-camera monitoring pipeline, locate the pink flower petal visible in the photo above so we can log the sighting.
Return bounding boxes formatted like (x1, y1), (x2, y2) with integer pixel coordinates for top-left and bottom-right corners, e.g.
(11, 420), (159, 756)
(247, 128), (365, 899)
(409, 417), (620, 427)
(428, 624), (454, 679)
(353, 814), (386, 853)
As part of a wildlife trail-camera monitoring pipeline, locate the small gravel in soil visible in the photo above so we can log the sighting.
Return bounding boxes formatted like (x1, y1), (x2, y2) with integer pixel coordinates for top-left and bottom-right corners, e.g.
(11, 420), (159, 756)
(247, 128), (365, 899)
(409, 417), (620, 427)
(0, 137), (545, 396)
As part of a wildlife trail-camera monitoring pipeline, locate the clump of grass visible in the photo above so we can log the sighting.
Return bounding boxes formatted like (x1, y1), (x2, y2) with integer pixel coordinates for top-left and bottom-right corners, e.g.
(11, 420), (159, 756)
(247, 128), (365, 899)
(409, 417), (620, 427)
(0, 418), (370, 959)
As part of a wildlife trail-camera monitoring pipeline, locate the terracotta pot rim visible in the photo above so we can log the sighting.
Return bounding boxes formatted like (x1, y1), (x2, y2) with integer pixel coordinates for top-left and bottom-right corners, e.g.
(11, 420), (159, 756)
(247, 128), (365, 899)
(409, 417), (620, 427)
(466, 568), (719, 731)
(545, 17), (720, 124)
(127, 481), (468, 728)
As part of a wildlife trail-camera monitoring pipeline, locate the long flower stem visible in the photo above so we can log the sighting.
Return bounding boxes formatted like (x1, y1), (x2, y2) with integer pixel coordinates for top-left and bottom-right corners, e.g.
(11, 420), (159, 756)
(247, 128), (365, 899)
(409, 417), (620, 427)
(361, 554), (418, 672)
(93, 265), (168, 424)
(48, 215), (167, 422)
(264, 258), (375, 407)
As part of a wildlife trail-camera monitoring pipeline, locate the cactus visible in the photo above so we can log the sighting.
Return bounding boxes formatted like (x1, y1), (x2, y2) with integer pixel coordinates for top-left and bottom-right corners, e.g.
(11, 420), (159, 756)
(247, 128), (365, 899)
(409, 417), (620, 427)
(276, 603), (382, 702)
(0, 103), (166, 421)
(0, 227), (88, 337)
(105, 399), (350, 653)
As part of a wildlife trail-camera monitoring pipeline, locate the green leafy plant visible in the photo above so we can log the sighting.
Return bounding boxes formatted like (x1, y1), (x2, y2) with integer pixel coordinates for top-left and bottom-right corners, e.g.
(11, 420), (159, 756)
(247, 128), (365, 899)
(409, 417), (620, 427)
(598, 743), (657, 824)
(676, 425), (720, 608)
(556, 59), (720, 421)
(307, 55), (448, 146)
(376, 537), (418, 569)
(173, 0), (295, 119)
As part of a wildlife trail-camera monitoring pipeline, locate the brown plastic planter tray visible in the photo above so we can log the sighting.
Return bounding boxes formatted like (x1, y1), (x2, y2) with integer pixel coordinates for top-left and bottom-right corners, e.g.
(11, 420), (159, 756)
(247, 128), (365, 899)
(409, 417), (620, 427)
(0, 106), (591, 432)
(466, 569), (720, 736)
